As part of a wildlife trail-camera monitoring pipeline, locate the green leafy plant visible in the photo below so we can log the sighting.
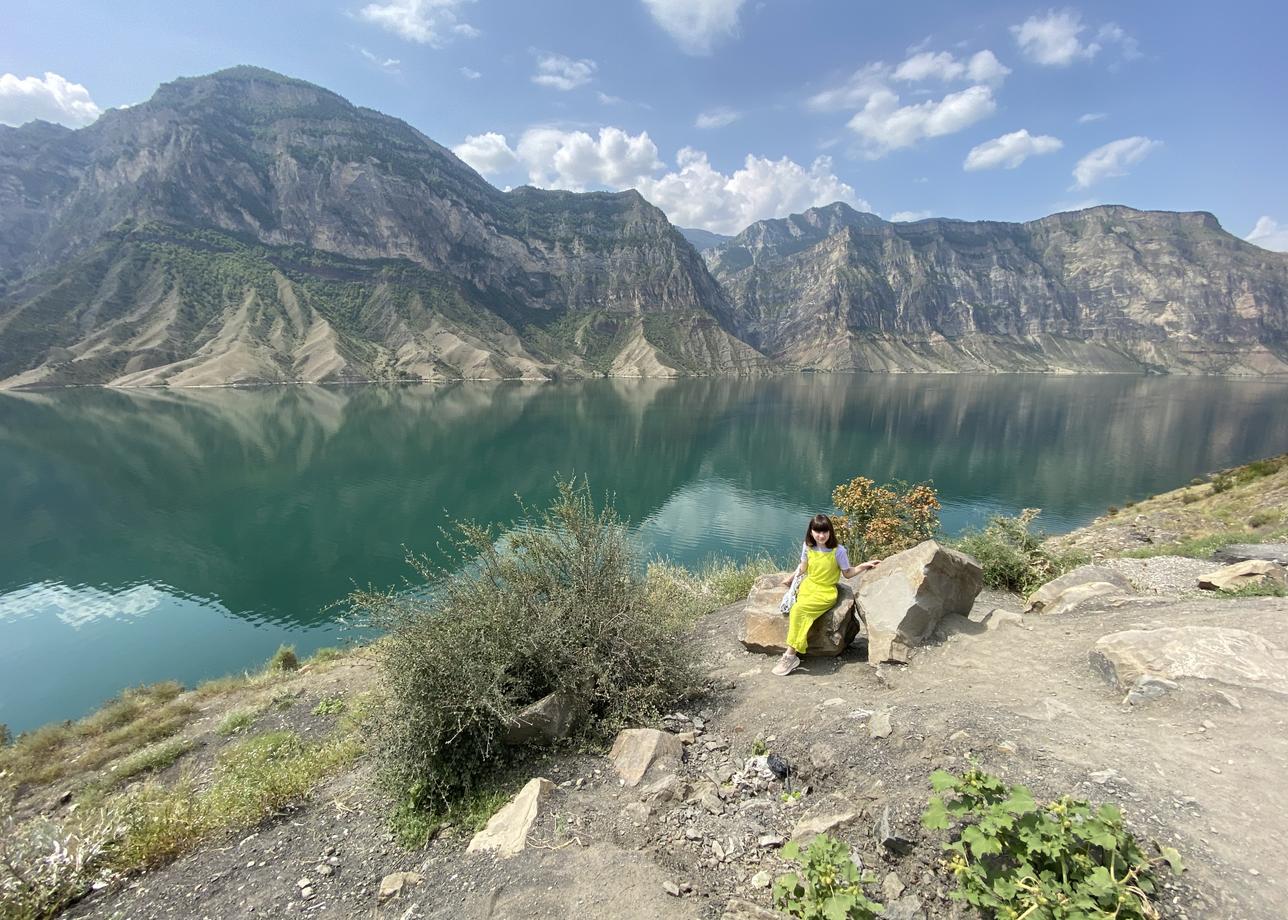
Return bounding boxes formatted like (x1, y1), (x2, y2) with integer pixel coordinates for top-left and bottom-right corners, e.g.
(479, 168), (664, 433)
(831, 476), (940, 559)
(952, 509), (1086, 594)
(922, 765), (1181, 920)
(772, 834), (883, 919)
(312, 695), (346, 716)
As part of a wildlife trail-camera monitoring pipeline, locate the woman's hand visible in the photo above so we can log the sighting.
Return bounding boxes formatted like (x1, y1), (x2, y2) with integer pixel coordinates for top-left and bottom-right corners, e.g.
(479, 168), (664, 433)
(858, 559), (881, 572)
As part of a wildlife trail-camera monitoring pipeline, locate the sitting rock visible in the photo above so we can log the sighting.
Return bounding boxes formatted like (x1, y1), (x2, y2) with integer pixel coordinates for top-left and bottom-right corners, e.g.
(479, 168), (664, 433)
(857, 541), (983, 665)
(1197, 559), (1288, 592)
(1213, 543), (1288, 567)
(466, 777), (554, 857)
(1090, 626), (1288, 696)
(1026, 566), (1134, 614)
(501, 690), (583, 746)
(609, 728), (683, 787)
(738, 572), (858, 656)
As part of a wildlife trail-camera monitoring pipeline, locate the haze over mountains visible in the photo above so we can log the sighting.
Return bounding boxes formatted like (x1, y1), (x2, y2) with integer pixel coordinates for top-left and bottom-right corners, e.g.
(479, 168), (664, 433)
(1, 67), (1286, 388)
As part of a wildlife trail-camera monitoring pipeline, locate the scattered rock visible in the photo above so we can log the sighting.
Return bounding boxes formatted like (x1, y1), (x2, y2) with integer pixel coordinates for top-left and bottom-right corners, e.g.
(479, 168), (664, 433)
(808, 742), (838, 773)
(501, 690), (583, 746)
(878, 805), (914, 855)
(792, 797), (860, 841)
(1197, 559), (1288, 592)
(882, 870), (906, 901)
(857, 541), (983, 665)
(739, 573), (859, 655)
(869, 710), (893, 739)
(983, 609), (1027, 631)
(750, 869), (772, 888)
(883, 894), (926, 919)
(1124, 675), (1181, 705)
(1027, 566), (1134, 613)
(663, 880), (681, 897)
(609, 728), (685, 787)
(1090, 626), (1288, 695)
(466, 777), (555, 857)
(758, 834), (784, 848)
(640, 772), (688, 804)
(377, 872), (423, 903)
(721, 899), (782, 920)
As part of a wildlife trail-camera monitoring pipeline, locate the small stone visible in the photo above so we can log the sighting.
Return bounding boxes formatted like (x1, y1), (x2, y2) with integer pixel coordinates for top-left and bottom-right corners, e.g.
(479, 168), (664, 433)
(663, 881), (681, 897)
(326, 856), (340, 867)
(758, 834), (785, 848)
(751, 870), (772, 889)
(297, 878), (311, 889)
(685, 826), (702, 840)
(1090, 769), (1118, 784)
(882, 871), (906, 901)
(878, 806), (914, 855)
(300, 887), (314, 901)
(378, 872), (423, 903)
(869, 711), (893, 739)
(997, 741), (1018, 756)
(1209, 766), (1222, 774)
(315, 864), (334, 877)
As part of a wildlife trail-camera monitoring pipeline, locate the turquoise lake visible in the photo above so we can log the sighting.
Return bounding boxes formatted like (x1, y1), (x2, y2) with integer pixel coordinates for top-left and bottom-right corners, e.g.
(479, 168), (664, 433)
(3, 374), (1288, 734)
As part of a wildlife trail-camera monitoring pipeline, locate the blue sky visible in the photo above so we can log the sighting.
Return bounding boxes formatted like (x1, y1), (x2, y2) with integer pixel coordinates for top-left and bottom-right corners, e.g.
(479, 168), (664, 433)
(3, 0), (1285, 246)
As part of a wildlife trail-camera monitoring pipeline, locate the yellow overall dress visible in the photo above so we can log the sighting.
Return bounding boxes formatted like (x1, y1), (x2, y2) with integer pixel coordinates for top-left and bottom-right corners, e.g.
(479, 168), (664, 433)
(786, 547), (841, 654)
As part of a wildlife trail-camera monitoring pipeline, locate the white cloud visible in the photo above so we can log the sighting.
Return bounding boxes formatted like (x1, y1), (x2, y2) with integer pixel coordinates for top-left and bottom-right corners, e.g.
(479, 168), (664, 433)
(807, 63), (889, 113)
(360, 48), (401, 73)
(893, 49), (1009, 85)
(1078, 112), (1106, 124)
(848, 85), (996, 157)
(1072, 136), (1159, 187)
(695, 107), (740, 129)
(1097, 23), (1142, 61)
(642, 0), (747, 55)
(0, 71), (101, 127)
(1246, 217), (1288, 252)
(636, 149), (870, 235)
(597, 91), (624, 105)
(358, 0), (479, 47)
(460, 66), (481, 79)
(452, 132), (519, 176)
(964, 129), (1063, 171)
(453, 124), (868, 234)
(531, 53), (597, 91)
(1011, 10), (1099, 66)
(891, 210), (932, 222)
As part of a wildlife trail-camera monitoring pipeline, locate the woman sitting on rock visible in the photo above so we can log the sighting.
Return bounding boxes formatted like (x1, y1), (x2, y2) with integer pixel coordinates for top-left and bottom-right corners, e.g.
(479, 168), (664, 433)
(774, 513), (880, 676)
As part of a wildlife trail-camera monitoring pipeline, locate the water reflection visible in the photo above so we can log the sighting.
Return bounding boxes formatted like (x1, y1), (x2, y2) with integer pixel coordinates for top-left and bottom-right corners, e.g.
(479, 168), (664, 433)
(2, 375), (1288, 731)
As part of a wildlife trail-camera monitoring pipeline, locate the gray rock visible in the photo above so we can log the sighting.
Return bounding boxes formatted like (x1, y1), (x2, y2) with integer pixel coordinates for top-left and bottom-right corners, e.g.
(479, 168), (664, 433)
(640, 772), (688, 804)
(858, 541), (983, 665)
(1213, 543), (1288, 567)
(882, 894), (926, 920)
(663, 880), (681, 897)
(792, 797), (861, 841)
(501, 690), (583, 746)
(721, 899), (781, 920)
(466, 777), (555, 857)
(809, 742), (838, 773)
(739, 572), (859, 655)
(1124, 675), (1181, 705)
(377, 872), (423, 903)
(877, 805), (914, 855)
(1026, 566), (1134, 613)
(882, 871), (906, 900)
(1090, 626), (1288, 695)
(609, 728), (684, 787)
(750, 870), (772, 889)
(869, 710), (893, 739)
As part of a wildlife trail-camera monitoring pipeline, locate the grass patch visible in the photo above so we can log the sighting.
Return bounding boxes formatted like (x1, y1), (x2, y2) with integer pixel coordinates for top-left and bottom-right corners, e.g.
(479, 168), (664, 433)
(111, 729), (362, 871)
(644, 554), (775, 625)
(1123, 530), (1265, 560)
(216, 708), (259, 737)
(1210, 581), (1288, 599)
(312, 695), (346, 717)
(390, 784), (510, 848)
(103, 738), (196, 787)
(308, 647), (345, 664)
(267, 645), (299, 672)
(191, 674), (252, 700)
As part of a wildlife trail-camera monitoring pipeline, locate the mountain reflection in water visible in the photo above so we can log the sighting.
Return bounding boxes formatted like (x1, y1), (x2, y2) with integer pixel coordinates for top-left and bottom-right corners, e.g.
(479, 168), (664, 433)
(3, 374), (1288, 731)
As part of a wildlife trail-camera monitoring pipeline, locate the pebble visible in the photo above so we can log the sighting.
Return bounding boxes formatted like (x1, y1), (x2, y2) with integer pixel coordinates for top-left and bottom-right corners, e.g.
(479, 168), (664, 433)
(300, 887), (314, 900)
(316, 864), (335, 877)
(663, 881), (681, 897)
(751, 870), (772, 889)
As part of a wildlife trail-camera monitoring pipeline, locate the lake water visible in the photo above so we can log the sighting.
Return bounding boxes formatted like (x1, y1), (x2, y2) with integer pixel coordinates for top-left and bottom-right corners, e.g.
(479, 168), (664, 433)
(3, 374), (1288, 733)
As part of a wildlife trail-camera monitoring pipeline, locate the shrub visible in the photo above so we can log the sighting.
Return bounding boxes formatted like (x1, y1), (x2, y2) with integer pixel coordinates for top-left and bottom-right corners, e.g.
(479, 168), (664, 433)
(1, 805), (122, 920)
(1211, 473), (1234, 494)
(831, 476), (940, 560)
(352, 478), (698, 812)
(1180, 491), (1200, 505)
(268, 645), (299, 672)
(952, 509), (1084, 594)
(772, 833), (883, 919)
(312, 695), (346, 717)
(309, 647), (345, 664)
(216, 709), (257, 736)
(923, 765), (1181, 920)
(0, 724), (9, 747)
(1249, 509), (1278, 528)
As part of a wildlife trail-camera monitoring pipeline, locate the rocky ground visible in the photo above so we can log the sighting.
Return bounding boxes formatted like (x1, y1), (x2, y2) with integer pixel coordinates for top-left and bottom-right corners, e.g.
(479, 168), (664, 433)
(64, 563), (1288, 920)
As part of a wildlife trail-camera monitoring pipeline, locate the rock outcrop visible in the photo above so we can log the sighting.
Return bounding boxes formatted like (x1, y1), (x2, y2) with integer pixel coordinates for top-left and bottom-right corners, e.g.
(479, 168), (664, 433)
(857, 541), (983, 664)
(466, 777), (555, 857)
(1197, 560), (1288, 592)
(1027, 566), (1136, 615)
(1090, 626), (1288, 695)
(738, 573), (858, 655)
(610, 728), (684, 787)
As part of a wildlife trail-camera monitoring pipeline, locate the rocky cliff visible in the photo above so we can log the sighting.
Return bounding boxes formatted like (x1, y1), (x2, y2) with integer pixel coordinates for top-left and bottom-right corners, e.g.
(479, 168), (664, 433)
(707, 202), (1288, 375)
(0, 67), (763, 387)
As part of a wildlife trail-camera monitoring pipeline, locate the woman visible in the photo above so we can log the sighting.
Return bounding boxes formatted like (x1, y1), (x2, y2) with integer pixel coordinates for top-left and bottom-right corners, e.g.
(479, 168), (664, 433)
(774, 513), (880, 676)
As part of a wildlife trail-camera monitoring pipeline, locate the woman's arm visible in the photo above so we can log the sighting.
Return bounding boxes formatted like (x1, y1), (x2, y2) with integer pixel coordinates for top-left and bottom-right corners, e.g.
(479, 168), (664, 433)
(842, 559), (881, 579)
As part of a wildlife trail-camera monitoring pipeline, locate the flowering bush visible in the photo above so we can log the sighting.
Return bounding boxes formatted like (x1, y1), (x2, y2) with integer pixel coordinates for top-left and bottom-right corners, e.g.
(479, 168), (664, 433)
(831, 476), (940, 559)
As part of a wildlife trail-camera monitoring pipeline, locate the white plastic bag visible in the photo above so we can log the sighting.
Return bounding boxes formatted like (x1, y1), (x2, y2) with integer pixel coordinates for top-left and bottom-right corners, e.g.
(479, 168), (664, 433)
(778, 572), (802, 615)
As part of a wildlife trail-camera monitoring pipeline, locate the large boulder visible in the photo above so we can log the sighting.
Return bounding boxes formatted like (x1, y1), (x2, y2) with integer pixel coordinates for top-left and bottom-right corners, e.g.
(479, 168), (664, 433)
(501, 690), (583, 746)
(1090, 627), (1288, 696)
(466, 777), (555, 857)
(1026, 566), (1135, 614)
(738, 572), (858, 656)
(1197, 559), (1288, 592)
(609, 728), (684, 787)
(857, 541), (983, 664)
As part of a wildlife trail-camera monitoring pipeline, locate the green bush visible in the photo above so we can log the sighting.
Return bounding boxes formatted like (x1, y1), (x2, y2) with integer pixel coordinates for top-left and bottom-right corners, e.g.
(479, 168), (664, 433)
(923, 765), (1181, 920)
(1180, 491), (1200, 505)
(952, 509), (1085, 594)
(1249, 509), (1278, 528)
(1211, 473), (1234, 494)
(352, 478), (698, 811)
(831, 476), (940, 559)
(772, 833), (883, 919)
(267, 645), (299, 672)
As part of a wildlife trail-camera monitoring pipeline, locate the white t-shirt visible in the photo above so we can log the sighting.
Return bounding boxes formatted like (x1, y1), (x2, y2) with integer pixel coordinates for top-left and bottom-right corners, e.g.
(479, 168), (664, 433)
(801, 543), (850, 570)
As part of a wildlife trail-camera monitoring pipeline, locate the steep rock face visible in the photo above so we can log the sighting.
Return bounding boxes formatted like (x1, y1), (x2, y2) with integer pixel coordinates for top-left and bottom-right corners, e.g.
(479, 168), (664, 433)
(0, 68), (763, 387)
(709, 203), (1288, 375)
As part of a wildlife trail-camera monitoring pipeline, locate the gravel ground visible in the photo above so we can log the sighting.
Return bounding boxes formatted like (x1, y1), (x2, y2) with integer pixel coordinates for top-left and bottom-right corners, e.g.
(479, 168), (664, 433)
(1099, 555), (1220, 597)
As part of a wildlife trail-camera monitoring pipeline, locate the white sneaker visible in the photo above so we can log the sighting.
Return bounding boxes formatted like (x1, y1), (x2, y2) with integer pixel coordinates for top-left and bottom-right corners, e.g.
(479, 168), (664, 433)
(772, 650), (800, 676)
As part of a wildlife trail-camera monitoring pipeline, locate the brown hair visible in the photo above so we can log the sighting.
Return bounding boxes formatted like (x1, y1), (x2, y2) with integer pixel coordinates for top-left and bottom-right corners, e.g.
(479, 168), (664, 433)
(803, 513), (838, 550)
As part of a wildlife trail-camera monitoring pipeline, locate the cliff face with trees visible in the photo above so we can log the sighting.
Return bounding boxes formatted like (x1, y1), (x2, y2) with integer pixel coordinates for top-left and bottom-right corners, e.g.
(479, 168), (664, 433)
(2, 68), (1287, 387)
(706, 202), (1288, 375)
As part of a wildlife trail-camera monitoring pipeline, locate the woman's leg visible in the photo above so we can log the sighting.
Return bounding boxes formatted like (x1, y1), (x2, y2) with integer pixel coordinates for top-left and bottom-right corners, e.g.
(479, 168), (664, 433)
(785, 605), (815, 655)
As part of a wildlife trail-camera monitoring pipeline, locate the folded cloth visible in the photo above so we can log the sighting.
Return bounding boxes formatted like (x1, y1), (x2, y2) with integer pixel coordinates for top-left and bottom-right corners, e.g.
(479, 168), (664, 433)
(778, 572), (802, 615)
